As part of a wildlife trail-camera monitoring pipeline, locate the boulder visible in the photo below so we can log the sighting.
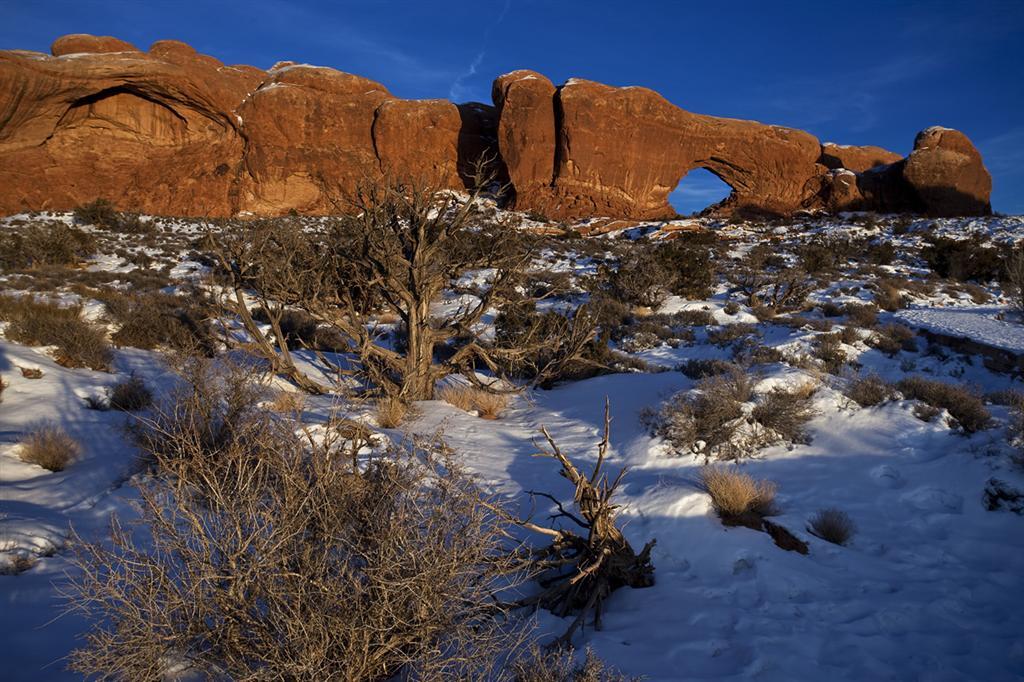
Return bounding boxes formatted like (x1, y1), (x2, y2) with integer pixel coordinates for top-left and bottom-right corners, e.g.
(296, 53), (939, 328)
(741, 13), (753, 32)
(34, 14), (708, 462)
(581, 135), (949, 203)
(51, 34), (138, 56)
(902, 127), (991, 216)
(820, 143), (902, 173)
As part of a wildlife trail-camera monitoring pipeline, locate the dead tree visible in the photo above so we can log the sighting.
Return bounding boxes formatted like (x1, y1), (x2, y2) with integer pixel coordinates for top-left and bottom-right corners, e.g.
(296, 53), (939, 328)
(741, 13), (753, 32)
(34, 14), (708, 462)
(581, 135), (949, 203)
(517, 400), (656, 645)
(205, 161), (596, 401)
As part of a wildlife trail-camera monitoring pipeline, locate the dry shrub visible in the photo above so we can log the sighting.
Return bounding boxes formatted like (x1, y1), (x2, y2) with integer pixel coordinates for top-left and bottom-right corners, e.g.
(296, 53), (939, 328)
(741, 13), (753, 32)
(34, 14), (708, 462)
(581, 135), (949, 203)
(648, 368), (752, 459)
(912, 402), (942, 423)
(869, 323), (917, 356)
(813, 332), (847, 374)
(439, 385), (510, 419)
(751, 382), (817, 444)
(108, 376), (152, 412)
(64, 361), (526, 681)
(1005, 247), (1024, 316)
(73, 198), (119, 228)
(921, 234), (1004, 282)
(677, 358), (739, 380)
(103, 291), (214, 354)
(699, 467), (777, 519)
(0, 295), (111, 370)
(845, 373), (898, 407)
(0, 221), (97, 269)
(512, 646), (639, 682)
(19, 423), (81, 472)
(874, 281), (905, 311)
(897, 376), (990, 433)
(707, 323), (761, 348)
(671, 308), (716, 326)
(807, 508), (856, 546)
(844, 302), (879, 329)
(269, 390), (306, 415)
(375, 396), (409, 428)
(610, 248), (675, 307)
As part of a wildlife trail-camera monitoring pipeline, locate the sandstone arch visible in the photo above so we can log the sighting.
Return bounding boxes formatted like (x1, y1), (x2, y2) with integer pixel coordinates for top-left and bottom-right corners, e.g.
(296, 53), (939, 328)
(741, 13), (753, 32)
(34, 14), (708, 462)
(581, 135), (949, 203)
(0, 35), (994, 219)
(668, 166), (736, 215)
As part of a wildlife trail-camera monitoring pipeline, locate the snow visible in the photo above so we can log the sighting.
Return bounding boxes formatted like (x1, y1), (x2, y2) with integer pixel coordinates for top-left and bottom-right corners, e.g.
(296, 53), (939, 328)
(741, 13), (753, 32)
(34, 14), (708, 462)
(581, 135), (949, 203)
(3, 210), (1024, 680)
(897, 306), (1024, 354)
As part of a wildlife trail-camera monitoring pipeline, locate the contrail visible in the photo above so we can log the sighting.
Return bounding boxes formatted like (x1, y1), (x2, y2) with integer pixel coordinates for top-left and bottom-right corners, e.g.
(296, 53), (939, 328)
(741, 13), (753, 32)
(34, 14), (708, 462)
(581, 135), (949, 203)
(448, 0), (511, 102)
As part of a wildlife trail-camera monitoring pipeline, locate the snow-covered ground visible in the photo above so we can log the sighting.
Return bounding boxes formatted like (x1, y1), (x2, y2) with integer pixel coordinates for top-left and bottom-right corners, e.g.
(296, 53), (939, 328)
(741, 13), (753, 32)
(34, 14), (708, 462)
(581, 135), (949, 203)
(2, 210), (1024, 680)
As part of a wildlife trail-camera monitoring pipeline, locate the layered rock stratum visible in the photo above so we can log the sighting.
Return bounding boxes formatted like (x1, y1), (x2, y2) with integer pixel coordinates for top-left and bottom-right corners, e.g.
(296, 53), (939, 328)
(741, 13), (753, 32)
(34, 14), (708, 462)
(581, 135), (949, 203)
(0, 34), (993, 219)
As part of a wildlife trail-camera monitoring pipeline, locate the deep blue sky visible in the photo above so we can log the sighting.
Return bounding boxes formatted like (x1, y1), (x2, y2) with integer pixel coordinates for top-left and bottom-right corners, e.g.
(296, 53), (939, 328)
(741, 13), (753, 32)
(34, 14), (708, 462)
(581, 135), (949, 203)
(3, 0), (1022, 214)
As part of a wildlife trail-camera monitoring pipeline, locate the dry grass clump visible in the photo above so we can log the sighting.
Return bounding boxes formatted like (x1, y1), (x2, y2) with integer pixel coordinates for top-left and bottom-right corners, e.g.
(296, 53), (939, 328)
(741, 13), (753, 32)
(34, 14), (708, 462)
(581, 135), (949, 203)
(0, 295), (112, 370)
(19, 423), (81, 472)
(807, 508), (857, 546)
(751, 382), (817, 444)
(511, 646), (639, 682)
(20, 366), (44, 379)
(896, 376), (990, 433)
(108, 376), (152, 412)
(844, 373), (898, 407)
(375, 396), (409, 428)
(439, 385), (511, 419)
(698, 467), (777, 519)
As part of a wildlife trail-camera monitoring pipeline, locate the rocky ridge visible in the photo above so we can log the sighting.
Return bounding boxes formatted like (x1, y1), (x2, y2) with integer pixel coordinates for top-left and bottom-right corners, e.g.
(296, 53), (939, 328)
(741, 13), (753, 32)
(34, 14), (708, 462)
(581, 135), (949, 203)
(0, 34), (993, 219)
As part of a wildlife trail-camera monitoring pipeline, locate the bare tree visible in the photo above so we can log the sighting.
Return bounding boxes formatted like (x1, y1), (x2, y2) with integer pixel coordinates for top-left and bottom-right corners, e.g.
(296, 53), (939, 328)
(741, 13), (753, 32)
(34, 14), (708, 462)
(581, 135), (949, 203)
(206, 164), (596, 400)
(62, 358), (530, 680)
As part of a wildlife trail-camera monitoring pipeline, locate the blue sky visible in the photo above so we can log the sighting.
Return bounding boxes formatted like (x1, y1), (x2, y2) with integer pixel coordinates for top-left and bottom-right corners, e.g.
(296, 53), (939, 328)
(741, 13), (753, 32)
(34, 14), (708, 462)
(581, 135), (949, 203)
(2, 0), (1022, 214)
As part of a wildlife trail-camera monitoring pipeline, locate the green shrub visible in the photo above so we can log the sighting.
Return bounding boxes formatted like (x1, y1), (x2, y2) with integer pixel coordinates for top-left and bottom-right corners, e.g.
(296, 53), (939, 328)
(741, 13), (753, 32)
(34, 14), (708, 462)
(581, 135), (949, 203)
(921, 234), (1005, 282)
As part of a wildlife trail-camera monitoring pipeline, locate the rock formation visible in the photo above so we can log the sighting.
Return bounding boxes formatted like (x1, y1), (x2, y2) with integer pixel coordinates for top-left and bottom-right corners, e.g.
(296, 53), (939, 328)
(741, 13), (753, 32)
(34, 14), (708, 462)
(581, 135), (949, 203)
(0, 34), (993, 219)
(819, 143), (903, 173)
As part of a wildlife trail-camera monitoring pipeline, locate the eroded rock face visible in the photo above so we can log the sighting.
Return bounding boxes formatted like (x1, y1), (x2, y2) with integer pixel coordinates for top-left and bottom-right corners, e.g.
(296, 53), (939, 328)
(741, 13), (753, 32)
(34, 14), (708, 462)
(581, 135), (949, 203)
(0, 35), (994, 219)
(0, 41), (256, 216)
(902, 127), (992, 216)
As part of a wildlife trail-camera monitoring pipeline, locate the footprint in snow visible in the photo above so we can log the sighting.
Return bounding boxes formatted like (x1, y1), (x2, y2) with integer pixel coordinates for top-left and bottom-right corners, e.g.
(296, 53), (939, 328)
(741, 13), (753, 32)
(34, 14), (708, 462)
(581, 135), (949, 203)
(870, 464), (905, 488)
(900, 486), (964, 514)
